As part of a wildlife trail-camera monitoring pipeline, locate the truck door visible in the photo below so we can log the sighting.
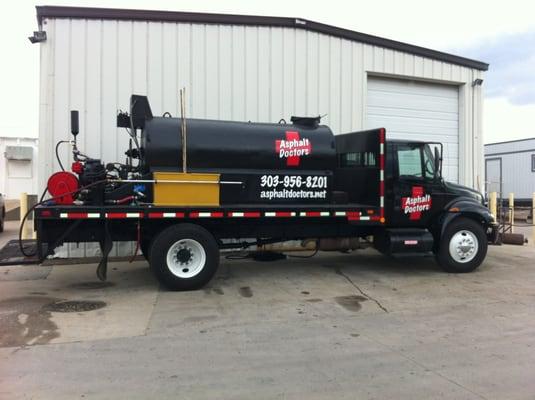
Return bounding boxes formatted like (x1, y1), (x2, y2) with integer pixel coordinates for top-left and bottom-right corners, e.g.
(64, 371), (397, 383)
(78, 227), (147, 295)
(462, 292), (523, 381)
(388, 143), (438, 227)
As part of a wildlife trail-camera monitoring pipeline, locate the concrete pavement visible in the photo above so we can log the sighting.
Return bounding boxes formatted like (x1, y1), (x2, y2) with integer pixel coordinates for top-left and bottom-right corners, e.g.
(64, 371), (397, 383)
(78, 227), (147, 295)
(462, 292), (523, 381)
(0, 244), (534, 399)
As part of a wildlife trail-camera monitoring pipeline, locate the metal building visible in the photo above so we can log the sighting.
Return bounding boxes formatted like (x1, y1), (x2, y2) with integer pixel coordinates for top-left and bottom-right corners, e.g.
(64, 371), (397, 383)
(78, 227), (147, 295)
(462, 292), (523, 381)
(485, 138), (535, 202)
(0, 137), (38, 199)
(35, 5), (488, 188)
(32, 6), (488, 256)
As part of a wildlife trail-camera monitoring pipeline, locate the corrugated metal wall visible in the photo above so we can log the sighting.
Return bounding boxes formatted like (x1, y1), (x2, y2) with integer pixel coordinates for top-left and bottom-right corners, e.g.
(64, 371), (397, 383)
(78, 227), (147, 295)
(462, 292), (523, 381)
(485, 139), (535, 199)
(38, 17), (485, 256)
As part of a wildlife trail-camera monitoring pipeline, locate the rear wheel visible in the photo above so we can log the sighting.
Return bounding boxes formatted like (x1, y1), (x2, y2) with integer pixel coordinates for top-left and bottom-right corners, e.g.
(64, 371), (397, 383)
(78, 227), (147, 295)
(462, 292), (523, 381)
(436, 217), (487, 273)
(149, 224), (219, 290)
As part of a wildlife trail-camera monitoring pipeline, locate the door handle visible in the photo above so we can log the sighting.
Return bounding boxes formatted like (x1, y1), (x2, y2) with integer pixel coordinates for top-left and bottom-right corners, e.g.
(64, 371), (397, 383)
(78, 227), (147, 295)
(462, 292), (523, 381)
(393, 194), (401, 211)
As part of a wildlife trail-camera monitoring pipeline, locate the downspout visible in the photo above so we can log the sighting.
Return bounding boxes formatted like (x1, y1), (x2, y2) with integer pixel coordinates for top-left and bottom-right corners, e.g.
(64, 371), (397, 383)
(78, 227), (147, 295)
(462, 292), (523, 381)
(472, 73), (484, 191)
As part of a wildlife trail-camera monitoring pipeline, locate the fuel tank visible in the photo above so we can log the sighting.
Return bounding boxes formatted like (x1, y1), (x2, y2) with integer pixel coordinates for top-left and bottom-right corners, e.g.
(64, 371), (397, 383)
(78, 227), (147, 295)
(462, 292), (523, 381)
(141, 117), (336, 172)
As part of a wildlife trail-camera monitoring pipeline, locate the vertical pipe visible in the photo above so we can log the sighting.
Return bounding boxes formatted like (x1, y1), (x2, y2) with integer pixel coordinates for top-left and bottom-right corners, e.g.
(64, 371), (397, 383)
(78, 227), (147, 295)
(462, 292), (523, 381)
(489, 191), (497, 219)
(508, 193), (514, 234)
(532, 193), (535, 246)
(20, 192), (29, 240)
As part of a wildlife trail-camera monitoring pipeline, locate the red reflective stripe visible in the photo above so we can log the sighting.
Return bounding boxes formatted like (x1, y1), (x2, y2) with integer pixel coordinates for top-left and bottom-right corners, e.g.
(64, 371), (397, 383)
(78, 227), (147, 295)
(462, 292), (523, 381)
(379, 128), (385, 143)
(347, 212), (360, 221)
(175, 212), (185, 218)
(107, 213), (127, 219)
(306, 211), (321, 217)
(380, 181), (385, 196)
(275, 211), (293, 217)
(148, 212), (164, 218)
(190, 212), (200, 218)
(211, 212), (224, 218)
(370, 216), (381, 221)
(67, 213), (88, 219)
(244, 212), (261, 218)
(40, 210), (52, 217)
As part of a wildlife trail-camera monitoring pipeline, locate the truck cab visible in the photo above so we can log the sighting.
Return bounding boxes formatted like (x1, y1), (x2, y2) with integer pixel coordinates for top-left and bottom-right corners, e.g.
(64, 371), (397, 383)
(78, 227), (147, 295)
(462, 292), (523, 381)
(381, 139), (496, 271)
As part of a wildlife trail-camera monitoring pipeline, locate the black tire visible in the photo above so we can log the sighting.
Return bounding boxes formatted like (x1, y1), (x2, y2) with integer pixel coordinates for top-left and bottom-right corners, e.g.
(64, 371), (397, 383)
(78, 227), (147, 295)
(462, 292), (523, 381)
(140, 238), (152, 260)
(0, 207), (4, 233)
(436, 217), (487, 273)
(149, 224), (219, 291)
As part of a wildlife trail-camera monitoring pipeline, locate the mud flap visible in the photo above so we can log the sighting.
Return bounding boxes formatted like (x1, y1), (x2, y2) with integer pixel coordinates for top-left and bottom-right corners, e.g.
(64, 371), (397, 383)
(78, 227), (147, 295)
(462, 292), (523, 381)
(96, 220), (113, 281)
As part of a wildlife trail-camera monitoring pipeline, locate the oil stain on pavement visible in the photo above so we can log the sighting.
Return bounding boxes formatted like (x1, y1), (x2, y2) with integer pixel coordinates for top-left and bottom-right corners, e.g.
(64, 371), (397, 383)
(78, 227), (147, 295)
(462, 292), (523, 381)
(239, 286), (253, 298)
(42, 300), (106, 313)
(69, 281), (116, 290)
(0, 296), (106, 348)
(334, 295), (368, 312)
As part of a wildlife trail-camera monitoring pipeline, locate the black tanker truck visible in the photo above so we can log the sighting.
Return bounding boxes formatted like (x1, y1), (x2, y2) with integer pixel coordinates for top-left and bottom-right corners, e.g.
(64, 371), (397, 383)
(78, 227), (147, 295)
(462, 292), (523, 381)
(31, 95), (498, 290)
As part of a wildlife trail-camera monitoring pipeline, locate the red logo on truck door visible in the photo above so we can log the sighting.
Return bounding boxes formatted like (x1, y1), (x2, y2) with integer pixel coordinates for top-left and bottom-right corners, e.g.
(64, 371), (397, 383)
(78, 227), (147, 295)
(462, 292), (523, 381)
(401, 186), (432, 220)
(275, 131), (312, 167)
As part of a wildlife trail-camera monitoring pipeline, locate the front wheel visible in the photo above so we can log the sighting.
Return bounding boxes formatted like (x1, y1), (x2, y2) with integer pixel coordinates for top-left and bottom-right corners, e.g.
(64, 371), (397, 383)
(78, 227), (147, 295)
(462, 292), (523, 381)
(149, 224), (219, 290)
(436, 217), (487, 273)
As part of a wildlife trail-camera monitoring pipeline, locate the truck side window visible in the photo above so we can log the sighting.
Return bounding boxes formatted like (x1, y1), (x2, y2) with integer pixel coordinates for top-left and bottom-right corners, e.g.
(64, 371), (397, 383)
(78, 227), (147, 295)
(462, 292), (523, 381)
(339, 152), (376, 168)
(397, 147), (423, 178)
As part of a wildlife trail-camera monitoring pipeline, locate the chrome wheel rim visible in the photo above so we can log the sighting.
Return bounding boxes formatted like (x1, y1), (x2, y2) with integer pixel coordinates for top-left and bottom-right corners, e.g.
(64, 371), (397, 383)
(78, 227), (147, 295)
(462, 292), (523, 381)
(166, 239), (206, 278)
(449, 230), (478, 263)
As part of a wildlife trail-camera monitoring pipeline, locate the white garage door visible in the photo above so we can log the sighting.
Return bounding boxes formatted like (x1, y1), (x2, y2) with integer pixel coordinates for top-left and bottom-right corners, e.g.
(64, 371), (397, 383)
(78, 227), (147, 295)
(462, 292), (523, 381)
(367, 77), (459, 182)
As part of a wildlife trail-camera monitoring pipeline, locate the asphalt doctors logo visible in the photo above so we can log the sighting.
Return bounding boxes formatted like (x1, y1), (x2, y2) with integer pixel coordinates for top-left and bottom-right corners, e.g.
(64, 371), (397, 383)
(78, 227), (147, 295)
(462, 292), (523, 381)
(402, 186), (432, 220)
(275, 131), (312, 167)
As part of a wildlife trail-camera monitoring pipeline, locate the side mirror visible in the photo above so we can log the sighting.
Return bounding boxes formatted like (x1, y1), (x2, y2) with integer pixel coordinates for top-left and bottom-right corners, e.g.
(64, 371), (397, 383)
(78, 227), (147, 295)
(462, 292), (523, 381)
(434, 146), (441, 179)
(70, 110), (79, 137)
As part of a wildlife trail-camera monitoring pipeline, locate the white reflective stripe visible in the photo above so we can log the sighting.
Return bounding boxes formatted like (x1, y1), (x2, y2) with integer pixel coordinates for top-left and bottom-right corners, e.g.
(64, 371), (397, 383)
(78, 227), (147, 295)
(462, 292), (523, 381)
(60, 213), (68, 218)
(320, 211), (330, 217)
(163, 212), (176, 218)
(198, 212), (212, 218)
(126, 213), (140, 218)
(335, 211), (346, 216)
(290, 212), (296, 217)
(380, 143), (384, 154)
(360, 216), (370, 221)
(231, 212), (244, 217)
(380, 197), (384, 207)
(380, 170), (384, 181)
(265, 212), (276, 217)
(299, 212), (307, 217)
(87, 213), (100, 218)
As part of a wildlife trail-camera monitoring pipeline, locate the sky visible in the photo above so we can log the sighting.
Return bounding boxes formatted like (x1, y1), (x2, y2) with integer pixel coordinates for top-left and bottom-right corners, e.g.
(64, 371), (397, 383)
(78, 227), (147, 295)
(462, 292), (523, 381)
(1, 0), (534, 144)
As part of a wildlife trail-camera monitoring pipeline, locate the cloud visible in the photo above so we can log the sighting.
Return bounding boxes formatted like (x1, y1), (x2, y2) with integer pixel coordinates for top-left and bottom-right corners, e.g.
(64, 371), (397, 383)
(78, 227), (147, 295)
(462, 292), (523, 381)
(457, 30), (535, 105)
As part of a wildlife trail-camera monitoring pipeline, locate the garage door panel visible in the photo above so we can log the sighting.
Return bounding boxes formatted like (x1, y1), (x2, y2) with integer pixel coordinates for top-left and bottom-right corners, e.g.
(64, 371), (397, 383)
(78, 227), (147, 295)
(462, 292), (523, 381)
(384, 132), (458, 148)
(369, 78), (458, 98)
(367, 77), (459, 183)
(368, 91), (459, 113)
(367, 114), (458, 132)
(367, 105), (458, 122)
(368, 122), (458, 138)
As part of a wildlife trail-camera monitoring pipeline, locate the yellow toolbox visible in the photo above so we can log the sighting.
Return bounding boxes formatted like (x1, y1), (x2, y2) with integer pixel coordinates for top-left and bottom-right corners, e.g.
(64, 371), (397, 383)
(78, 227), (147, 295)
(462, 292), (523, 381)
(152, 172), (220, 206)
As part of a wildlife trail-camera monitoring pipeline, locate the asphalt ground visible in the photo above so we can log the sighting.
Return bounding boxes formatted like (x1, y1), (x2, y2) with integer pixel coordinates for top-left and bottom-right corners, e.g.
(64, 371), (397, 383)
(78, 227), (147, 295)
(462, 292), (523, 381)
(0, 237), (534, 399)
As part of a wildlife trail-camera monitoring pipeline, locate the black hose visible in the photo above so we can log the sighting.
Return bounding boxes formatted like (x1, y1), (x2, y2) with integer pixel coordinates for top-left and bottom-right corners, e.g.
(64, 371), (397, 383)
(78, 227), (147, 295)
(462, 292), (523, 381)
(288, 249), (319, 258)
(18, 179), (109, 258)
(55, 140), (70, 171)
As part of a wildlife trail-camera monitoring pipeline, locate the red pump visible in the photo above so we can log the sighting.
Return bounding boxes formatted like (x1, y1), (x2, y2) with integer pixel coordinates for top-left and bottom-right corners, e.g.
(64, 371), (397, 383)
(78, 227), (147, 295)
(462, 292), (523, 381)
(47, 171), (79, 205)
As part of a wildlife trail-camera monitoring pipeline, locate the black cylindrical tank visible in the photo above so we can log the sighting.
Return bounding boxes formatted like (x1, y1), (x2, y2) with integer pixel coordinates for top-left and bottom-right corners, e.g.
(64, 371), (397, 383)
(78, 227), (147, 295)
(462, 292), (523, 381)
(142, 117), (336, 172)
